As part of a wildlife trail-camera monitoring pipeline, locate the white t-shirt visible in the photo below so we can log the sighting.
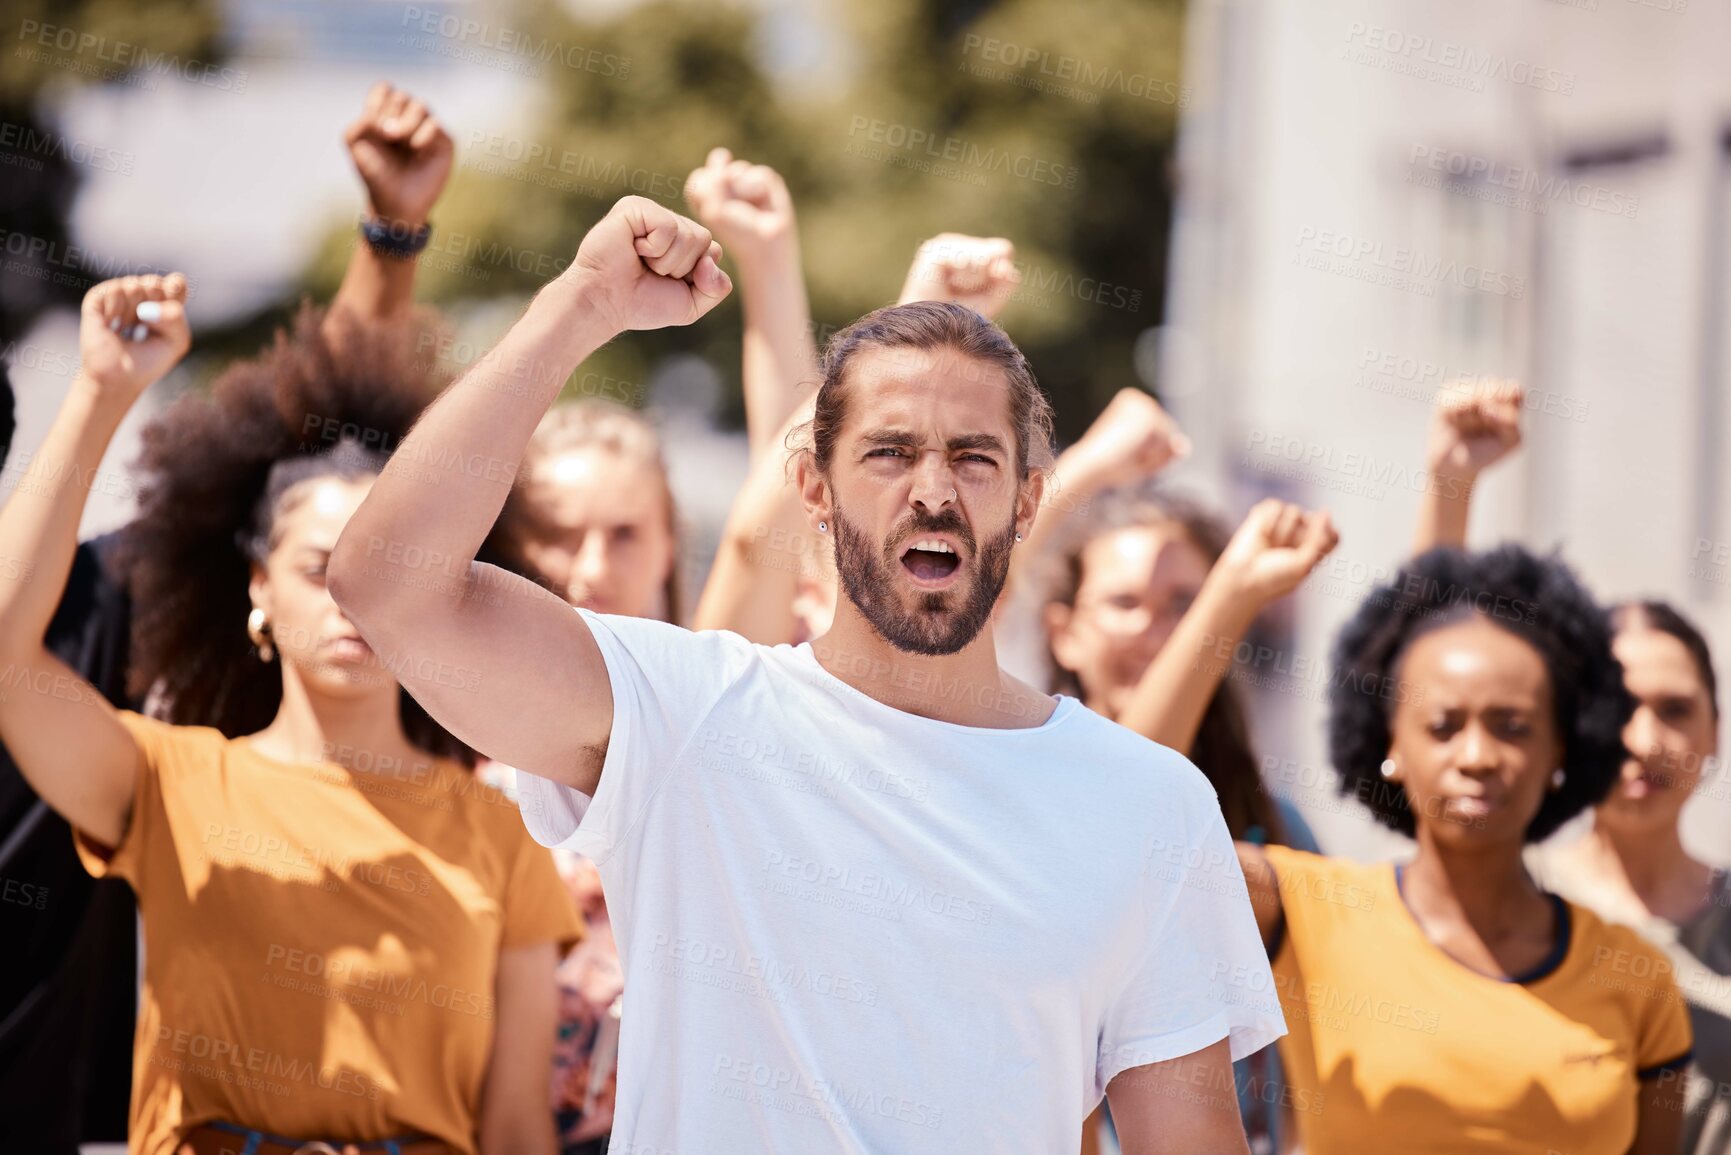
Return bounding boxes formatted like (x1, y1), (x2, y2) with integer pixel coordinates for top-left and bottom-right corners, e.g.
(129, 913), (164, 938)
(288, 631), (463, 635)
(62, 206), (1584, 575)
(518, 611), (1285, 1154)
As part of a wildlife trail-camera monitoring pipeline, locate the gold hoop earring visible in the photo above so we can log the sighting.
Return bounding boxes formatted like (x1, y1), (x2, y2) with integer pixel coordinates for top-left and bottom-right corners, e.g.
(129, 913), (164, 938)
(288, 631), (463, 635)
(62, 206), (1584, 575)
(246, 607), (275, 663)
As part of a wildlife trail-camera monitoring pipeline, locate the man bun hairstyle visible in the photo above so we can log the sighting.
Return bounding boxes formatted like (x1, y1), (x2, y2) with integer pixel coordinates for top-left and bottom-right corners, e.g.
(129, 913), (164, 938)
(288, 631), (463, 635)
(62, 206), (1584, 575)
(798, 301), (1055, 480)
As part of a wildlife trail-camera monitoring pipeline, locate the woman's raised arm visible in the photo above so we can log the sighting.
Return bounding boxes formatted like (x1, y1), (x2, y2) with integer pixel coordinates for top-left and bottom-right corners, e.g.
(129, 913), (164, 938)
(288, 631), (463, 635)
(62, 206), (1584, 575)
(0, 275), (190, 847)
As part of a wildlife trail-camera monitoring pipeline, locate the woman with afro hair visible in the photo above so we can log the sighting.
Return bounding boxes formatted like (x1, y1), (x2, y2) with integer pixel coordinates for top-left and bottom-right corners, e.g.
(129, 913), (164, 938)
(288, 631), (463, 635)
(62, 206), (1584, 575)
(0, 274), (581, 1155)
(1234, 543), (1693, 1154)
(1415, 378), (1731, 1153)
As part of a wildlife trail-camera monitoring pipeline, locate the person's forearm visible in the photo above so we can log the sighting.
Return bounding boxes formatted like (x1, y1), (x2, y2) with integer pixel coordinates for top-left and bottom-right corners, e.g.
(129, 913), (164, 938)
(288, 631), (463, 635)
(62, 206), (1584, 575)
(694, 482), (815, 643)
(1116, 574), (1260, 755)
(1021, 449), (1113, 564)
(737, 245), (819, 461)
(329, 225), (420, 326)
(1005, 449), (1114, 602)
(1412, 473), (1473, 554)
(480, 1126), (555, 1155)
(330, 275), (614, 610)
(694, 397), (817, 641)
(0, 378), (126, 656)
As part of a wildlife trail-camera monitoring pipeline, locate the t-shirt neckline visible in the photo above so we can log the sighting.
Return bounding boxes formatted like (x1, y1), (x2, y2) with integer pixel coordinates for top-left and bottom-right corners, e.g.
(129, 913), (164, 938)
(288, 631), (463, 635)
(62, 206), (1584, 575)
(235, 733), (459, 782)
(1392, 862), (1573, 985)
(789, 643), (1077, 737)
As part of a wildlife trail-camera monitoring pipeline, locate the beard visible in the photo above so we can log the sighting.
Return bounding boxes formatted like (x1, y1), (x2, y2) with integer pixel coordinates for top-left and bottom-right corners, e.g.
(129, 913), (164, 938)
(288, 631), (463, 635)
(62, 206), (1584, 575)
(830, 502), (1015, 656)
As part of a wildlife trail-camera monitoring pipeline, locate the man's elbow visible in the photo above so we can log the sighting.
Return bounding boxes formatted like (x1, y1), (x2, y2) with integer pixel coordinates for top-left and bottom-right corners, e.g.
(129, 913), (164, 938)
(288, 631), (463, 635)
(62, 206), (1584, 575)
(327, 530), (382, 624)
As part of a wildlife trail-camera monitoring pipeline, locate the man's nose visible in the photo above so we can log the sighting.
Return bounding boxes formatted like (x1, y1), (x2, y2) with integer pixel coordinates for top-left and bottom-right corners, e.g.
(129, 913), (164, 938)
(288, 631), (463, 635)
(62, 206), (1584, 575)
(909, 454), (957, 513)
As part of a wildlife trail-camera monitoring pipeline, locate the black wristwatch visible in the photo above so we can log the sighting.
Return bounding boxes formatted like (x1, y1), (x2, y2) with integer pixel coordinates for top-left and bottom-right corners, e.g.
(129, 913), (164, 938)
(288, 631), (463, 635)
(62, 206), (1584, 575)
(360, 216), (432, 259)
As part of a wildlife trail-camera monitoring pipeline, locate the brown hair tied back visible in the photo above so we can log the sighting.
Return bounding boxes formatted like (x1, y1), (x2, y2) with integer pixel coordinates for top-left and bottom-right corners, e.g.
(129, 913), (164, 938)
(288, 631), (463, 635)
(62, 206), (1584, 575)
(793, 301), (1056, 482)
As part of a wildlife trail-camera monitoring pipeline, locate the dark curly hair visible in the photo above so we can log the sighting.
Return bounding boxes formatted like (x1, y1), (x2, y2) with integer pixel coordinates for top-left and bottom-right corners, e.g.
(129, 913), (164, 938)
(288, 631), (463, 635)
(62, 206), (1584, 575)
(116, 305), (528, 767)
(1327, 544), (1632, 842)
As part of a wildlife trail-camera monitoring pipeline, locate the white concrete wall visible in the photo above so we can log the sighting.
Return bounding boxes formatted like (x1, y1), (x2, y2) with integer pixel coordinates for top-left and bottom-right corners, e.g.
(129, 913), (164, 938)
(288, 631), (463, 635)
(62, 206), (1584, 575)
(1164, 0), (1731, 861)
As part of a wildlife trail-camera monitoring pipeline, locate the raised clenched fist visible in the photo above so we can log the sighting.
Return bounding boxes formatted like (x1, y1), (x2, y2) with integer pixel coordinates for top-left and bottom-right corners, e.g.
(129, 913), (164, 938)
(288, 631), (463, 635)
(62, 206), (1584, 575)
(1215, 499), (1339, 606)
(77, 274), (191, 404)
(1427, 378), (1523, 480)
(568, 196), (732, 334)
(683, 147), (797, 268)
(896, 233), (1020, 320)
(1058, 388), (1191, 499)
(345, 81), (454, 228)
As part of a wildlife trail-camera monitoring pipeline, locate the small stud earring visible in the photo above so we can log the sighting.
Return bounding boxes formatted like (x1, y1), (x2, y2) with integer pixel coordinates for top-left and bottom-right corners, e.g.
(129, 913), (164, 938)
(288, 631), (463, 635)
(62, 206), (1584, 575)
(1015, 532), (1023, 542)
(817, 521), (827, 533)
(1551, 767), (1566, 789)
(1380, 758), (1397, 780)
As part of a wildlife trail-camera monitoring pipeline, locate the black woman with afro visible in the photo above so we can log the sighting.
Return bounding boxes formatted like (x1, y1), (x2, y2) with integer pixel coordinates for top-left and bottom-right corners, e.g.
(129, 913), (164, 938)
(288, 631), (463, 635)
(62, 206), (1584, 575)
(0, 274), (581, 1155)
(1234, 544), (1692, 1155)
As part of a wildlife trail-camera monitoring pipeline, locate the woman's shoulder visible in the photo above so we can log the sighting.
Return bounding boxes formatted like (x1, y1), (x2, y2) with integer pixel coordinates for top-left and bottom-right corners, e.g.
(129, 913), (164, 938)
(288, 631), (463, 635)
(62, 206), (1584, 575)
(1260, 842), (1384, 885)
(1559, 898), (1681, 988)
(113, 708), (236, 765)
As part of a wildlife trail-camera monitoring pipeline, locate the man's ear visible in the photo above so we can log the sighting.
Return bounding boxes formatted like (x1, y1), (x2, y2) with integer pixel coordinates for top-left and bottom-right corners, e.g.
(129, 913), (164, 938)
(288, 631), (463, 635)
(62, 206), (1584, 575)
(794, 450), (833, 535)
(1015, 469), (1047, 541)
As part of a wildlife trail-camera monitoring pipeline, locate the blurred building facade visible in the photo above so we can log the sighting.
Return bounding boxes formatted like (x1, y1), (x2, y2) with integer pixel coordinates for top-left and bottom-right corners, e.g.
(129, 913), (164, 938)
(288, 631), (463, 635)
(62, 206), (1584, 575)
(1163, 0), (1730, 858)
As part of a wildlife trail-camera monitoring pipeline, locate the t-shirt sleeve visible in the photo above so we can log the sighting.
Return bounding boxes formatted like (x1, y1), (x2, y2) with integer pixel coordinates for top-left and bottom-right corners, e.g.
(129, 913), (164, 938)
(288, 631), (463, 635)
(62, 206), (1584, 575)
(516, 610), (754, 863)
(1098, 792), (1288, 1092)
(497, 824), (586, 954)
(1624, 930), (1695, 1078)
(1273, 796), (1322, 855)
(71, 709), (177, 887)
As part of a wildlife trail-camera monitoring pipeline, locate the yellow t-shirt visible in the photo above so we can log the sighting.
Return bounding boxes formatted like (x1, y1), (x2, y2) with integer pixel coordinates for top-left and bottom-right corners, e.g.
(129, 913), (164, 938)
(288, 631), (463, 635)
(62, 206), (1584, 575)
(76, 710), (584, 1155)
(1261, 845), (1692, 1155)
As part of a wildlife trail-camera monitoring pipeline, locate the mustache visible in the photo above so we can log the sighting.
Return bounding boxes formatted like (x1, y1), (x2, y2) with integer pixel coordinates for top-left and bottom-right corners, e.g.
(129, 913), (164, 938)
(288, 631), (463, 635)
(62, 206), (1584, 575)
(887, 509), (974, 554)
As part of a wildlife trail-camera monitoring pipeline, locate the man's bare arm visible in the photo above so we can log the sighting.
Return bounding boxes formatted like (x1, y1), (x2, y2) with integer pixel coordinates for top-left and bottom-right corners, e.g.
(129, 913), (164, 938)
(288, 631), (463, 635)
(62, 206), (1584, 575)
(328, 197), (731, 789)
(1107, 1038), (1252, 1155)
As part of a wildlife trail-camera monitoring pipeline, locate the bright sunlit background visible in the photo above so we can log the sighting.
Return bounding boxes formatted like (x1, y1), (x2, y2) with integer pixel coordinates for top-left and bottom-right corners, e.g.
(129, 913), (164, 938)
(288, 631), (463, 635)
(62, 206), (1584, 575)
(6, 0), (1729, 890)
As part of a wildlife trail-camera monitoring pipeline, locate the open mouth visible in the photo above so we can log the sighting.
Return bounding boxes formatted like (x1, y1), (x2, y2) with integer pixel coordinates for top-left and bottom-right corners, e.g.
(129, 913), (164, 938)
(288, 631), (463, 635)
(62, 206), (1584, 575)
(899, 537), (962, 587)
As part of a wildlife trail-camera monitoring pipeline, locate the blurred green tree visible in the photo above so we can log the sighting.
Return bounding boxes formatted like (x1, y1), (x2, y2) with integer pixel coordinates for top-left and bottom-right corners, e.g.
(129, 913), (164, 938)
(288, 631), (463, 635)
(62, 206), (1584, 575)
(302, 0), (1187, 441)
(0, 0), (224, 344)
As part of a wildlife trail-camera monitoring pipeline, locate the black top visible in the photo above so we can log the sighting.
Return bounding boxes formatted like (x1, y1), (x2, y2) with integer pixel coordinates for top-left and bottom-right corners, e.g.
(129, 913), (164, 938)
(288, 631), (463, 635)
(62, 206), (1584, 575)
(0, 531), (137, 1150)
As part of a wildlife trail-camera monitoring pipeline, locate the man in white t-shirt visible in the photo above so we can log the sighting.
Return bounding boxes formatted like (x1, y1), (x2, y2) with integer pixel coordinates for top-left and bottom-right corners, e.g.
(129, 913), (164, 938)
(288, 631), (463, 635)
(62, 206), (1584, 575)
(331, 196), (1284, 1154)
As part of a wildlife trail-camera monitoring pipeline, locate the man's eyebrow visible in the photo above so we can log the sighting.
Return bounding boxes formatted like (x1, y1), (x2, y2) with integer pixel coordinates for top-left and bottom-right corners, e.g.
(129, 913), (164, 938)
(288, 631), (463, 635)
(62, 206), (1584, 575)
(855, 428), (1008, 456)
(946, 432), (1007, 455)
(857, 428), (918, 447)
